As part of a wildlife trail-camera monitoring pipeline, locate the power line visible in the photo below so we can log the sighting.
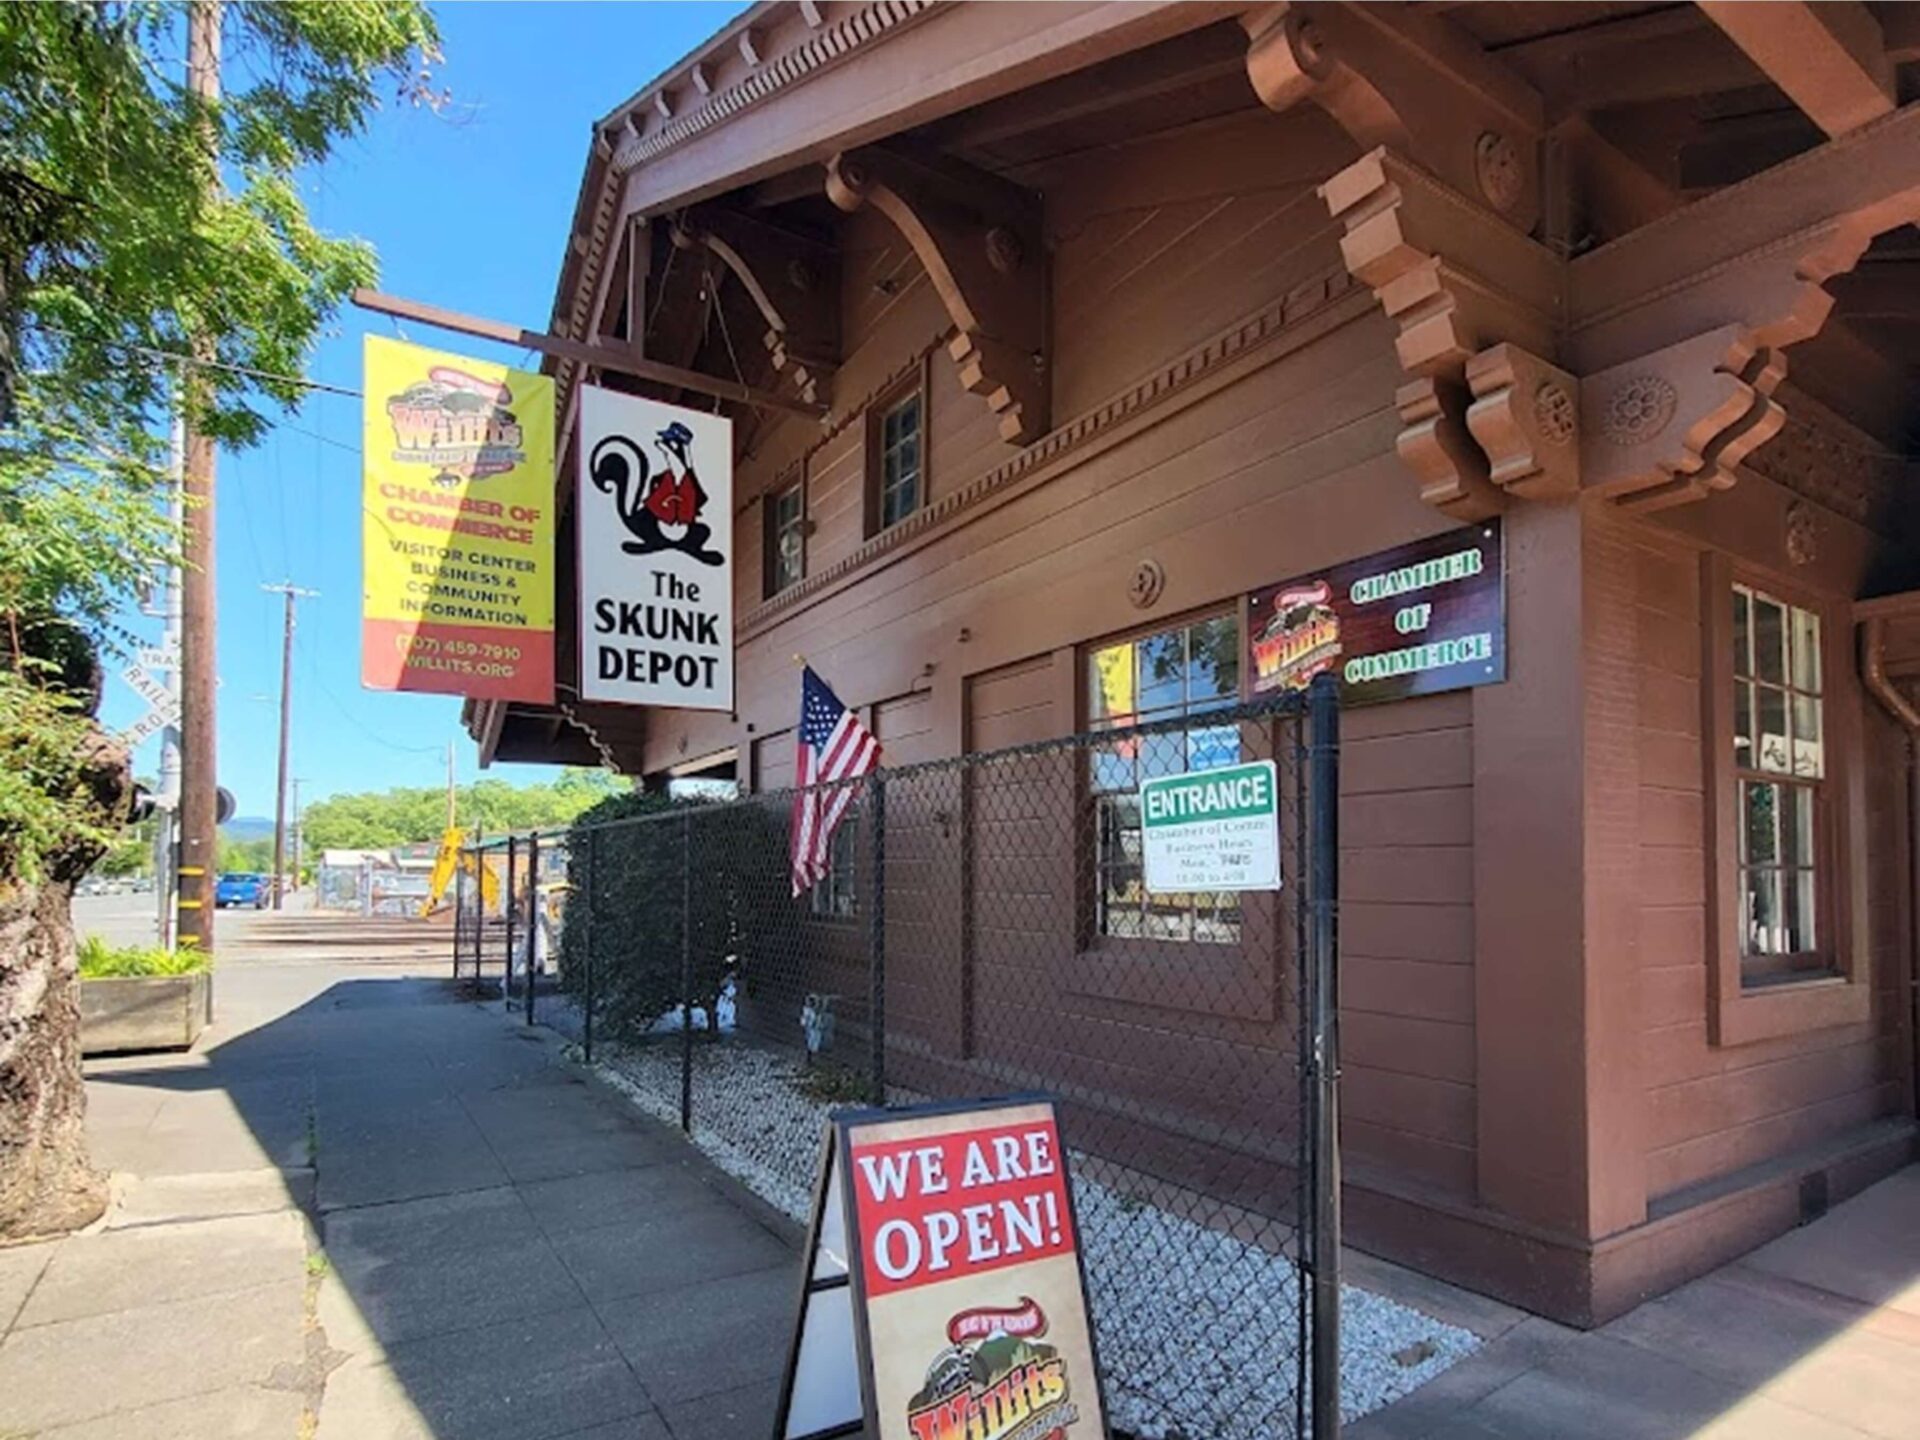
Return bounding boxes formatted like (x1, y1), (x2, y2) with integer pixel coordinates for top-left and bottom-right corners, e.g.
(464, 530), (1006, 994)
(292, 626), (445, 755)
(23, 319), (363, 397)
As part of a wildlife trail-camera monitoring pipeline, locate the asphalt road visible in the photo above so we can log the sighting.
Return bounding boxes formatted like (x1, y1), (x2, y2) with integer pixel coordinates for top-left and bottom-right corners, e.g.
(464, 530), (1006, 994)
(71, 889), (452, 967)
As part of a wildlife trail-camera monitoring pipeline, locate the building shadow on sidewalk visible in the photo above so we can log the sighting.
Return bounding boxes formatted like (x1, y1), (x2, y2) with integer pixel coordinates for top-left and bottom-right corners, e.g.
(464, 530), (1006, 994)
(72, 967), (806, 1440)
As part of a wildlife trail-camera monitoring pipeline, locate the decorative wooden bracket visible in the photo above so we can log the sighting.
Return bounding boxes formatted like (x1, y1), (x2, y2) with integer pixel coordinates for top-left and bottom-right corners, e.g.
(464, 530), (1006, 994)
(1465, 343), (1581, 501)
(1577, 326), (1787, 513)
(1319, 147), (1562, 520)
(1245, 2), (1546, 232)
(826, 146), (1048, 443)
(671, 208), (840, 408)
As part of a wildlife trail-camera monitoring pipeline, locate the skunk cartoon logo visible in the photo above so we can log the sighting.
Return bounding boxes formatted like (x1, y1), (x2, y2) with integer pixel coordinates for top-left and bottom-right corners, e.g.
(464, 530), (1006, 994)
(589, 420), (724, 566)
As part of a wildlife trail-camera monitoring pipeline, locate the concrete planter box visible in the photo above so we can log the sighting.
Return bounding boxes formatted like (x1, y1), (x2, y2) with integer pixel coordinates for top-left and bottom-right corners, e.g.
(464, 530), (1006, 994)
(81, 971), (213, 1056)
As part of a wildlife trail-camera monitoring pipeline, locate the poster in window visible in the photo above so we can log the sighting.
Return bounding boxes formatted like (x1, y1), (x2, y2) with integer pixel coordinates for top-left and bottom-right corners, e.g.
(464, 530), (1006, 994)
(1247, 520), (1505, 706)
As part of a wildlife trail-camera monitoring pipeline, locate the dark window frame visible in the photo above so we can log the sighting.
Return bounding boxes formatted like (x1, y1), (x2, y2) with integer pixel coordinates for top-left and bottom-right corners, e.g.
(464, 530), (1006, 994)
(865, 365), (928, 537)
(764, 468), (807, 599)
(1082, 609), (1246, 947)
(808, 813), (859, 922)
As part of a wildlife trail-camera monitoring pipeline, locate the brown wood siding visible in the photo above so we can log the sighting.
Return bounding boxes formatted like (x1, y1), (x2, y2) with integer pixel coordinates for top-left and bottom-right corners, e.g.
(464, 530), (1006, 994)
(1033, 108), (1357, 424)
(1633, 533), (1906, 1200)
(638, 115), (1480, 1213)
(1340, 693), (1478, 1194)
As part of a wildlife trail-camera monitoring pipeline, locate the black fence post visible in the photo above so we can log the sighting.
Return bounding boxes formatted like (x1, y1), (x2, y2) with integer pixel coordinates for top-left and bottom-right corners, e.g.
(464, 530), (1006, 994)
(679, 810), (694, 1134)
(473, 845), (486, 984)
(504, 835), (517, 1004)
(451, 855), (463, 979)
(1306, 672), (1342, 1440)
(525, 831), (540, 1026)
(582, 827), (596, 1064)
(867, 770), (887, 1106)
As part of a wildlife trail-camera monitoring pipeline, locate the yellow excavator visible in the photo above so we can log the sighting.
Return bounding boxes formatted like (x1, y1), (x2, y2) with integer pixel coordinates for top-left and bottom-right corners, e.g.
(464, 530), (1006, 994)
(420, 827), (499, 918)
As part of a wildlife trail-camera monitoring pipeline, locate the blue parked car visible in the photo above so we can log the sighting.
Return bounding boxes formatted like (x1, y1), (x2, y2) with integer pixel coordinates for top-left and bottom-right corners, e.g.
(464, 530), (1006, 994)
(214, 873), (269, 909)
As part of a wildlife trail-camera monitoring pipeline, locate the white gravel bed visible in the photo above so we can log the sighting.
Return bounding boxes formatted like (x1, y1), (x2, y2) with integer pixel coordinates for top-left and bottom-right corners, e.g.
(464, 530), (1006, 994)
(590, 1037), (1478, 1438)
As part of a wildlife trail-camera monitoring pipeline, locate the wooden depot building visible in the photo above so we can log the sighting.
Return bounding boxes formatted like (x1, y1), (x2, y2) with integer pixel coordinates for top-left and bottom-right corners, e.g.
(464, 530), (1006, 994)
(463, 1), (1920, 1326)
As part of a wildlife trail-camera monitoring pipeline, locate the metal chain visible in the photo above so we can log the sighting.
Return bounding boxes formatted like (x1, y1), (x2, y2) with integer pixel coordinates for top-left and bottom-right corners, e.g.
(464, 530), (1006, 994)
(555, 692), (624, 775)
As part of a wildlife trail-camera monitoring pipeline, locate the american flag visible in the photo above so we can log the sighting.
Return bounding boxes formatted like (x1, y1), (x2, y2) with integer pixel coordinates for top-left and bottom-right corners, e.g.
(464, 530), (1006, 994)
(791, 666), (881, 897)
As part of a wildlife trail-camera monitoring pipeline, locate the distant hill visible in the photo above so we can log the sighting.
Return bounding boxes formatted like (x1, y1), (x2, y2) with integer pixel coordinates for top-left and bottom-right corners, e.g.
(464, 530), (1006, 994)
(221, 816), (275, 842)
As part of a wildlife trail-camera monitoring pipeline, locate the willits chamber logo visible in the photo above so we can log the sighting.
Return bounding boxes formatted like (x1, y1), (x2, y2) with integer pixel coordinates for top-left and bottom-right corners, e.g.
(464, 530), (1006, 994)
(384, 366), (527, 485)
(1252, 580), (1342, 690)
(906, 1298), (1079, 1440)
(588, 420), (724, 566)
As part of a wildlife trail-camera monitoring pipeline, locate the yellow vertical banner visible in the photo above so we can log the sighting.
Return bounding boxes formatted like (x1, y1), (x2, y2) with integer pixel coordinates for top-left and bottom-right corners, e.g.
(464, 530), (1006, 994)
(361, 336), (555, 701)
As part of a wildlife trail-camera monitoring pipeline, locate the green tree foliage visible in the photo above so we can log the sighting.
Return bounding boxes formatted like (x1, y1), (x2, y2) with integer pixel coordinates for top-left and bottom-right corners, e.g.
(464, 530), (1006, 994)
(215, 833), (274, 873)
(0, 1), (440, 882)
(302, 771), (624, 853)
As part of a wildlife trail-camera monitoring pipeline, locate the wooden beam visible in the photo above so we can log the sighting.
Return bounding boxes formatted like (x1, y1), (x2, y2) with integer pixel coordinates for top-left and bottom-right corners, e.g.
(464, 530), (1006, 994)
(350, 289), (828, 420)
(1827, 265), (1920, 321)
(921, 24), (1249, 154)
(1699, 1), (1893, 137)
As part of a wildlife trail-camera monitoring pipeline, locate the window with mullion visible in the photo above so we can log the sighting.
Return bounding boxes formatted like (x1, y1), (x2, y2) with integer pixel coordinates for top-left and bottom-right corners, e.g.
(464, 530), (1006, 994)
(877, 393), (922, 530)
(1732, 584), (1825, 981)
(767, 479), (805, 596)
(1087, 614), (1242, 944)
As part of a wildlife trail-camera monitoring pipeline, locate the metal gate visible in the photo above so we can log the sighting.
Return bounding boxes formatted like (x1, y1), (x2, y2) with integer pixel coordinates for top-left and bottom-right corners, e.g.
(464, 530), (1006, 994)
(457, 674), (1341, 1438)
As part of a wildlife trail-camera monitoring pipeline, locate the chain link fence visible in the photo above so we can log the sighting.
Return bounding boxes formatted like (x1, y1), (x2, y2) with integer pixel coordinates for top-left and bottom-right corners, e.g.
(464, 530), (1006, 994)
(454, 678), (1341, 1440)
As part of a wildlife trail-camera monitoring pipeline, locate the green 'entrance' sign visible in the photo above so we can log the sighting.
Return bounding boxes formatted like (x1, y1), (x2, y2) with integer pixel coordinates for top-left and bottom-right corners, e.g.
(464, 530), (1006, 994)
(1139, 759), (1281, 893)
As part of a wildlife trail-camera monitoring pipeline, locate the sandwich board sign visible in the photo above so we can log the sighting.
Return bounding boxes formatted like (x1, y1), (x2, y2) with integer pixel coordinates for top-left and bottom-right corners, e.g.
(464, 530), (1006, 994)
(774, 1097), (1109, 1440)
(1139, 758), (1282, 893)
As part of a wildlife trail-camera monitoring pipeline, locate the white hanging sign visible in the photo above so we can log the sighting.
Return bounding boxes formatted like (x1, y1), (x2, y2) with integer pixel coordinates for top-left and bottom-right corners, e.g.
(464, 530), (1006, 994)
(576, 385), (734, 712)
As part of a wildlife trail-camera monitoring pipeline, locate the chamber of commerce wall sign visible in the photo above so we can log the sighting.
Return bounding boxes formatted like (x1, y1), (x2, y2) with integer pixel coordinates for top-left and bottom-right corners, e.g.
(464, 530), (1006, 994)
(1248, 519), (1505, 705)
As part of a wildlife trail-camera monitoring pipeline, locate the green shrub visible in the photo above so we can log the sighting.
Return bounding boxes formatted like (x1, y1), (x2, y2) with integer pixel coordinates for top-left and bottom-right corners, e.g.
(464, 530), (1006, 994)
(558, 790), (794, 1044)
(76, 934), (208, 978)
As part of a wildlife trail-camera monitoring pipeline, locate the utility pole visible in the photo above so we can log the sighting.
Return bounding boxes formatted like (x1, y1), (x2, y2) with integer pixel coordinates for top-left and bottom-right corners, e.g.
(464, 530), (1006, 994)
(262, 583), (318, 909)
(445, 741), (457, 830)
(175, 0), (222, 954)
(153, 408), (186, 949)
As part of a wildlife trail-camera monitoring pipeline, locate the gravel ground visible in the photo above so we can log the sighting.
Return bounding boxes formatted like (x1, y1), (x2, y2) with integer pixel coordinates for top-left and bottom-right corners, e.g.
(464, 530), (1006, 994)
(586, 1036), (1478, 1438)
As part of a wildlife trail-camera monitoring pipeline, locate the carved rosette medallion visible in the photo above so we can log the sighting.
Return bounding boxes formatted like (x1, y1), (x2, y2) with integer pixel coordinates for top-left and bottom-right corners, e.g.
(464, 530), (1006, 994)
(1474, 132), (1523, 214)
(1784, 500), (1819, 567)
(1128, 559), (1165, 610)
(1602, 376), (1678, 447)
(1534, 380), (1576, 447)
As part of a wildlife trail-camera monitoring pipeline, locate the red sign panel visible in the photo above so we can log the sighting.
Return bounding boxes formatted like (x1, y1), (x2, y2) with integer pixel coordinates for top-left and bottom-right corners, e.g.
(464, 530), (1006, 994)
(849, 1117), (1075, 1300)
(834, 1099), (1109, 1440)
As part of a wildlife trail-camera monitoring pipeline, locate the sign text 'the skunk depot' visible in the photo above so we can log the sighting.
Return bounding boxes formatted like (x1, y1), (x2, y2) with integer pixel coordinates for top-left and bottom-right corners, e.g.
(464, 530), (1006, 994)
(577, 385), (734, 712)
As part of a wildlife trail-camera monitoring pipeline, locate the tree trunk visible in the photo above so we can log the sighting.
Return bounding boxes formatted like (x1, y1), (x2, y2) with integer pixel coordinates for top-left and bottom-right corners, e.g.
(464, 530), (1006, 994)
(0, 726), (126, 1241)
(0, 873), (107, 1238)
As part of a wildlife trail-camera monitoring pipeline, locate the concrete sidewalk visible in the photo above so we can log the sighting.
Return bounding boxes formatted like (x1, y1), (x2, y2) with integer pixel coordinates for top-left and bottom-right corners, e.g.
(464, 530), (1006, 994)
(0, 956), (801, 1440)
(1350, 1165), (1920, 1440)
(5, 939), (1917, 1440)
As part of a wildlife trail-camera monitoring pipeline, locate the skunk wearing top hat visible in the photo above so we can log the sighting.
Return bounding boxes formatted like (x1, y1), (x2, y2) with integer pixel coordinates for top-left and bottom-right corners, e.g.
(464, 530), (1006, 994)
(588, 419), (723, 565)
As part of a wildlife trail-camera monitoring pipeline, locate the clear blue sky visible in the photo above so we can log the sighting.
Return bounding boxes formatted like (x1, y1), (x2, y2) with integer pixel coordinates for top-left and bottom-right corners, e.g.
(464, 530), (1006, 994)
(98, 2), (746, 818)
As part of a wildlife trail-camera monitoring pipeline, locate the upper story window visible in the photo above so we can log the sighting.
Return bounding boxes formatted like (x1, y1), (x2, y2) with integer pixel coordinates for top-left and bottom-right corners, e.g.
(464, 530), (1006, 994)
(1733, 583), (1826, 984)
(766, 477), (805, 596)
(1087, 614), (1241, 943)
(875, 391), (923, 531)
